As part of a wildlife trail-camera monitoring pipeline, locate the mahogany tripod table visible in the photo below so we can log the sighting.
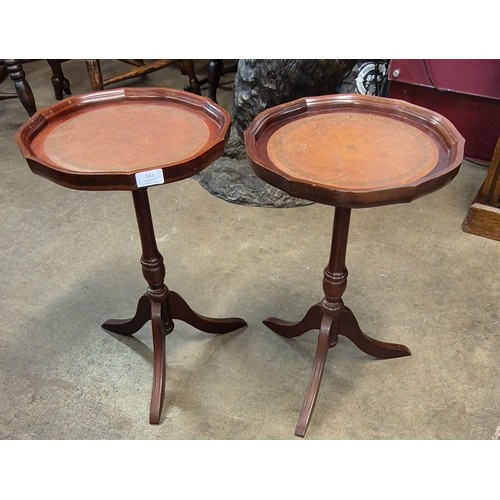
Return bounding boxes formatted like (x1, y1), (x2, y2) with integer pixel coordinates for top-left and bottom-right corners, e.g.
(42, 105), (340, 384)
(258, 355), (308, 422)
(16, 87), (246, 425)
(245, 94), (465, 437)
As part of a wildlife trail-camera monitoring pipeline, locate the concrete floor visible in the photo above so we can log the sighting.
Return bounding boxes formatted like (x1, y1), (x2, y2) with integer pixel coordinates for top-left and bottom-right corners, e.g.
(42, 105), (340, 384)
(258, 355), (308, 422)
(0, 60), (498, 440)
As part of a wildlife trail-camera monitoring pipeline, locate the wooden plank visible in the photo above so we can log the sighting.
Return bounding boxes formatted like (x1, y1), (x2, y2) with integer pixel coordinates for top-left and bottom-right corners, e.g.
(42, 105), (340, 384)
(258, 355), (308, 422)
(477, 135), (500, 207)
(462, 203), (500, 241)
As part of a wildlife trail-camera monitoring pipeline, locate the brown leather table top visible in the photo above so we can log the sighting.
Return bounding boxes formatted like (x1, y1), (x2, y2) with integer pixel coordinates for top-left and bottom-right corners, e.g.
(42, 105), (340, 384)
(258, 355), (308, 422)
(30, 101), (213, 174)
(267, 111), (439, 191)
(16, 88), (231, 191)
(245, 94), (465, 207)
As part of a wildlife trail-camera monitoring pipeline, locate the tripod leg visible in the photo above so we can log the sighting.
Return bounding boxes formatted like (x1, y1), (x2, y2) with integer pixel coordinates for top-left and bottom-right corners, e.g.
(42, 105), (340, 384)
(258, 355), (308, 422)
(295, 314), (333, 438)
(168, 290), (246, 334)
(339, 306), (411, 359)
(101, 294), (151, 336)
(263, 303), (323, 338)
(149, 301), (167, 424)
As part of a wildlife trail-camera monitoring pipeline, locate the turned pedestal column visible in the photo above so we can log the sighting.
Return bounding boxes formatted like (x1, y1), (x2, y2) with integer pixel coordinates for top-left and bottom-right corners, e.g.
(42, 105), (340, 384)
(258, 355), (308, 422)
(102, 189), (245, 423)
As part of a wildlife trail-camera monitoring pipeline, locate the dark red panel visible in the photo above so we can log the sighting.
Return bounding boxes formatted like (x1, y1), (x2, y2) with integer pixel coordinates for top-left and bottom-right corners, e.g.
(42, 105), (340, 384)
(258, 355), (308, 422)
(388, 60), (500, 164)
(389, 59), (500, 99)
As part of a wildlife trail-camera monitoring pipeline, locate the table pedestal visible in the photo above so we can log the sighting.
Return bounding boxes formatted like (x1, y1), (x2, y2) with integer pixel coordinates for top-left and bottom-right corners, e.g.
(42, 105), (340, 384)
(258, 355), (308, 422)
(102, 189), (247, 424)
(264, 207), (411, 437)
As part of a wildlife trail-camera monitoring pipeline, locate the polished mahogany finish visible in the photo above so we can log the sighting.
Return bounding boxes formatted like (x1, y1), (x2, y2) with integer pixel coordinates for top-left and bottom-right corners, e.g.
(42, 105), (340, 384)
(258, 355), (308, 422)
(245, 93), (465, 437)
(102, 189), (246, 423)
(17, 87), (230, 191)
(246, 93), (464, 208)
(16, 87), (246, 425)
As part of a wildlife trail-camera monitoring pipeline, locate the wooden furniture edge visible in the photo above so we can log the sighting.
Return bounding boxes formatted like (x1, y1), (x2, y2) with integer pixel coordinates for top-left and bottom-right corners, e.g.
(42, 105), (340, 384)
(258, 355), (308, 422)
(462, 135), (500, 240)
(462, 203), (500, 241)
(15, 87), (231, 191)
(244, 93), (465, 208)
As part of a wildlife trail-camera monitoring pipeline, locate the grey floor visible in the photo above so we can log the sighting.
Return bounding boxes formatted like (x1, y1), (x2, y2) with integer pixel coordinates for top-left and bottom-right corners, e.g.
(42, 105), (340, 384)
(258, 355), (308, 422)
(0, 60), (498, 440)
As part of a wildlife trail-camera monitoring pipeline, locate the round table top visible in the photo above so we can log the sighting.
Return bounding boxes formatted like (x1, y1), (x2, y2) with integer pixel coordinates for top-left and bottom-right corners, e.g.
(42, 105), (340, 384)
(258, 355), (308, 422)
(16, 88), (230, 191)
(245, 94), (465, 208)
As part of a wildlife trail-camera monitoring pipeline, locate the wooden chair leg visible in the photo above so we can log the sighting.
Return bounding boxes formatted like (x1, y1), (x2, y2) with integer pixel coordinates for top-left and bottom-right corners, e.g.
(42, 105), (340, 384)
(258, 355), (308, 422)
(4, 59), (36, 116)
(86, 59), (104, 91)
(0, 64), (7, 83)
(47, 59), (71, 100)
(181, 60), (201, 95)
(207, 59), (223, 102)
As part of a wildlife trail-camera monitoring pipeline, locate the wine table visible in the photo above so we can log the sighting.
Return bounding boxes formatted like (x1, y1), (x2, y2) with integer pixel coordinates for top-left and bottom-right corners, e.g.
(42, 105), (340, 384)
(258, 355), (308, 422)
(17, 87), (247, 424)
(245, 93), (465, 437)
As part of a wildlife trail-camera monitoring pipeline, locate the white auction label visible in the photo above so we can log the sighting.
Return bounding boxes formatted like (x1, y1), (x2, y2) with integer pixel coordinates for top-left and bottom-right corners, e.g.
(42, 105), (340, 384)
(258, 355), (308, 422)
(135, 169), (165, 188)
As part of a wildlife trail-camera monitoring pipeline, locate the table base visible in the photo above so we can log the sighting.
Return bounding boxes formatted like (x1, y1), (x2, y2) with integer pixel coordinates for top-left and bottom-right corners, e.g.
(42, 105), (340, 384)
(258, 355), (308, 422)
(263, 207), (411, 437)
(102, 189), (246, 424)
